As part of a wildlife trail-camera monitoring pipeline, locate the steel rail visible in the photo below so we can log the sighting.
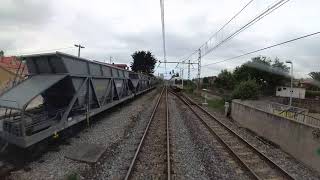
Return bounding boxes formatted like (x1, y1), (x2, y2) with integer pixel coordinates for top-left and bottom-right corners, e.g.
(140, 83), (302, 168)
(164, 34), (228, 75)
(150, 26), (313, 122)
(166, 87), (171, 180)
(125, 86), (171, 180)
(180, 93), (295, 179)
(170, 90), (295, 180)
(170, 90), (260, 179)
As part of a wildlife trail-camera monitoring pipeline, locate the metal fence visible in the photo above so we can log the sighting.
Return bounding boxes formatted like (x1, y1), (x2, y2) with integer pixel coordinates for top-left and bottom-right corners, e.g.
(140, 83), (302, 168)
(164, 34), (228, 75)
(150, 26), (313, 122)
(269, 102), (320, 127)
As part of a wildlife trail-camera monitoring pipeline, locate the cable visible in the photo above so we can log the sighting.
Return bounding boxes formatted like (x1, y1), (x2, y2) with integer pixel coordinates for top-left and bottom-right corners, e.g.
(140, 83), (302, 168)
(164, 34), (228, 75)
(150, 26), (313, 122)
(177, 0), (255, 65)
(188, 0), (290, 65)
(199, 31), (320, 68)
(202, 0), (290, 57)
(160, 0), (167, 72)
(200, 0), (255, 50)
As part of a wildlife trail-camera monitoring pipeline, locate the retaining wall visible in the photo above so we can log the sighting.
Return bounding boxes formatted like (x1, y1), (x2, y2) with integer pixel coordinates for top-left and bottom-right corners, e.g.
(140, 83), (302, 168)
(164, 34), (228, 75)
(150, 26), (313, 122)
(231, 99), (320, 173)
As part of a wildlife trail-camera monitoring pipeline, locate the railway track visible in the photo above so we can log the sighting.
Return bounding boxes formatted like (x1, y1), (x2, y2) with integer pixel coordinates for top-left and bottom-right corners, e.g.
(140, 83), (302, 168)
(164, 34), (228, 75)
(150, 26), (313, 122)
(170, 90), (296, 180)
(125, 86), (171, 179)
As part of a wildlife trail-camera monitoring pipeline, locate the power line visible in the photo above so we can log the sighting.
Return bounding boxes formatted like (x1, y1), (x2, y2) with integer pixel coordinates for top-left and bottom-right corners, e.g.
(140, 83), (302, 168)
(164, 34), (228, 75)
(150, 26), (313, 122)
(200, 0), (255, 50)
(177, 0), (255, 65)
(199, 31), (320, 69)
(160, 0), (167, 72)
(202, 0), (290, 57)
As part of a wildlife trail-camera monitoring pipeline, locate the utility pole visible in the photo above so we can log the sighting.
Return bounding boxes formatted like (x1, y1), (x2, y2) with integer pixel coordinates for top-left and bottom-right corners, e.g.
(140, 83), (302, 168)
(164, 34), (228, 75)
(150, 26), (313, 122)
(286, 60), (293, 108)
(110, 56), (113, 64)
(181, 67), (184, 89)
(74, 44), (85, 57)
(197, 49), (201, 90)
(188, 59), (191, 80)
(160, 0), (167, 78)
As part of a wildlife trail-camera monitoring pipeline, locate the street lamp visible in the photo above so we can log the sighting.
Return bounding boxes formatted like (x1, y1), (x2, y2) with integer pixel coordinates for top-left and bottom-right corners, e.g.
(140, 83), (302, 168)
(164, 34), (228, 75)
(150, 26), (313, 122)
(74, 44), (85, 57)
(286, 60), (293, 107)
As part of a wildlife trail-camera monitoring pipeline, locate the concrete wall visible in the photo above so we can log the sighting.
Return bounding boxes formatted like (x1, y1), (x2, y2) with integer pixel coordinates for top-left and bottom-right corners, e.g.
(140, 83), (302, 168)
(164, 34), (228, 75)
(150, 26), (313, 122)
(231, 99), (320, 173)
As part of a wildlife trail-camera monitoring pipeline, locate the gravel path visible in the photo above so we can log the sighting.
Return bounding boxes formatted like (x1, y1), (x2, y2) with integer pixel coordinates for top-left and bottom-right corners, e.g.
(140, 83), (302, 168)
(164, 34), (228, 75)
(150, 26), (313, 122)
(7, 88), (159, 180)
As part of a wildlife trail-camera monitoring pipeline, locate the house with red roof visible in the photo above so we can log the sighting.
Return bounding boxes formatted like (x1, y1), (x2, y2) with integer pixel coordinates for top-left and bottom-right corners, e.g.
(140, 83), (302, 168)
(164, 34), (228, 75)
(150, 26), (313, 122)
(0, 56), (28, 91)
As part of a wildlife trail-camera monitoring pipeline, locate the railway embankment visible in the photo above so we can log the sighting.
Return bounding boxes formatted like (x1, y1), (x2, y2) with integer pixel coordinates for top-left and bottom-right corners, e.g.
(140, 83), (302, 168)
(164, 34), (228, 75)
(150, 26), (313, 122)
(231, 99), (320, 173)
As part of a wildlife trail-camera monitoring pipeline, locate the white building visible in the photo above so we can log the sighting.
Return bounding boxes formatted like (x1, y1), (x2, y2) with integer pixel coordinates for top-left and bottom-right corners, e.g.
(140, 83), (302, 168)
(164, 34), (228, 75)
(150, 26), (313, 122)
(276, 86), (306, 99)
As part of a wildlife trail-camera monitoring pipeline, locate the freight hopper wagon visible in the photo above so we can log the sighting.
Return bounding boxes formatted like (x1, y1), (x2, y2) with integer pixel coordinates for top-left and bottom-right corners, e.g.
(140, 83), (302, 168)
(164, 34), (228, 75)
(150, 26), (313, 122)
(0, 52), (155, 148)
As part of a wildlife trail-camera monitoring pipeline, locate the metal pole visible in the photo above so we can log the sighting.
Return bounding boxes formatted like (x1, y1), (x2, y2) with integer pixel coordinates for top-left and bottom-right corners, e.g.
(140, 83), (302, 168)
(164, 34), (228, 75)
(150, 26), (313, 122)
(289, 63), (293, 107)
(197, 49), (201, 90)
(181, 68), (184, 89)
(188, 59), (190, 80)
(160, 0), (167, 77)
(74, 44), (85, 58)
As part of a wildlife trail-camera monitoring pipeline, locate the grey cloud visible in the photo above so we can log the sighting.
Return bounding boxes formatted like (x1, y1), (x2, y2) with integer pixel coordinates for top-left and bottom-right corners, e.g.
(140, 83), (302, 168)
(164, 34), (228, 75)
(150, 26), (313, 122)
(0, 0), (319, 79)
(0, 0), (52, 27)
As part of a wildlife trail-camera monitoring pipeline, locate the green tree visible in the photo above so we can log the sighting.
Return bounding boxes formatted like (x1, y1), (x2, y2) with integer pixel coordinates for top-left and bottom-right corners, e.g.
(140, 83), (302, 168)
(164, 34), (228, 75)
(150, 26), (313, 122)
(130, 51), (157, 75)
(0, 50), (4, 57)
(233, 56), (289, 95)
(232, 79), (259, 100)
(309, 72), (320, 81)
(272, 58), (289, 72)
(215, 69), (235, 90)
(203, 77), (209, 84)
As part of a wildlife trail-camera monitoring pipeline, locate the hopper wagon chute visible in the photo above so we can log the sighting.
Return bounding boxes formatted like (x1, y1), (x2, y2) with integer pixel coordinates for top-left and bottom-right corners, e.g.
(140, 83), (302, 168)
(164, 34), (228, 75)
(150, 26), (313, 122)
(0, 52), (155, 148)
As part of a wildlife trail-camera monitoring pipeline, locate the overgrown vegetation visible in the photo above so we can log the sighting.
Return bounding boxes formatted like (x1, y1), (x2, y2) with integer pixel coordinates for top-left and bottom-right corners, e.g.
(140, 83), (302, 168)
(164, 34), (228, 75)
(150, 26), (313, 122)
(214, 69), (235, 90)
(309, 72), (320, 81)
(183, 80), (196, 93)
(207, 99), (225, 111)
(205, 56), (291, 100)
(231, 79), (259, 100)
(306, 90), (320, 98)
(66, 172), (80, 180)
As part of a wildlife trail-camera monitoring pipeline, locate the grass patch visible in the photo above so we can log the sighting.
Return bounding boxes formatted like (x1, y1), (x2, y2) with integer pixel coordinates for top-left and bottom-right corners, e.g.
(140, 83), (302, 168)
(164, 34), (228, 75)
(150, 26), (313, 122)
(207, 99), (225, 111)
(66, 172), (80, 180)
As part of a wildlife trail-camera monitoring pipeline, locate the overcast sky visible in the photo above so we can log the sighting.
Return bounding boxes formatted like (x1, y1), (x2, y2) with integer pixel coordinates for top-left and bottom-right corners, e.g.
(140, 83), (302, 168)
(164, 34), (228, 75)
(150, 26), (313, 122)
(0, 0), (319, 79)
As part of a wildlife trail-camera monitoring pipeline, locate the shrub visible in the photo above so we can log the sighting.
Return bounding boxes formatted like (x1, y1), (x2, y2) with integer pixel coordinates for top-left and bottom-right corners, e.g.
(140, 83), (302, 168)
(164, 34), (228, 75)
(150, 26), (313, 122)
(183, 81), (196, 93)
(231, 79), (259, 100)
(306, 90), (320, 98)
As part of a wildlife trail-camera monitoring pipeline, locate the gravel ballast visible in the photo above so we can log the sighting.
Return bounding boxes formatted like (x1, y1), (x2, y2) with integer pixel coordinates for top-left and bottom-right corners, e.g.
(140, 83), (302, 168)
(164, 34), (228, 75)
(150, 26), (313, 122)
(168, 93), (209, 179)
(169, 93), (248, 179)
(83, 88), (161, 179)
(8, 88), (159, 180)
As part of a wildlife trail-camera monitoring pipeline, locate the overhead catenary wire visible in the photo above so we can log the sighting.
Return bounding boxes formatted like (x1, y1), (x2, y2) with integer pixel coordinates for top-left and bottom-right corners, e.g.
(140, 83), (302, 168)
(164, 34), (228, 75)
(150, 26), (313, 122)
(160, 0), (167, 73)
(184, 0), (291, 66)
(202, 0), (291, 58)
(176, 0), (255, 66)
(197, 31), (320, 69)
